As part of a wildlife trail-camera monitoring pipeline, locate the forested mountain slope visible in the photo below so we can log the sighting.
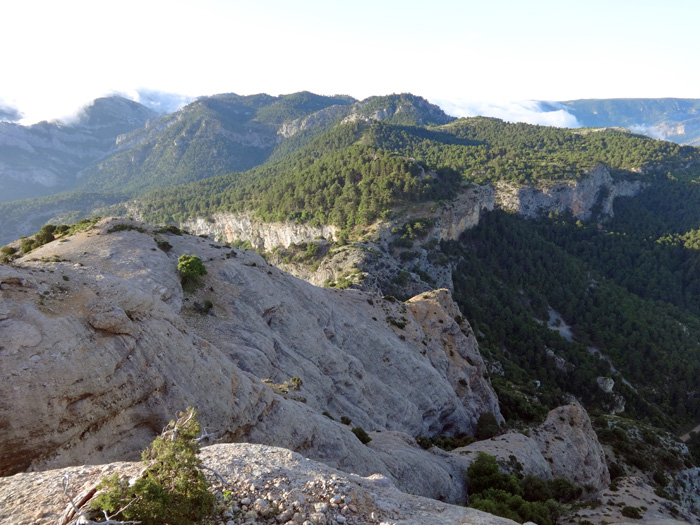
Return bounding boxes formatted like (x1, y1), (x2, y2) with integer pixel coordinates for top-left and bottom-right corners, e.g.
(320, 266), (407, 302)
(74, 91), (356, 194)
(123, 114), (700, 465)
(134, 115), (699, 226)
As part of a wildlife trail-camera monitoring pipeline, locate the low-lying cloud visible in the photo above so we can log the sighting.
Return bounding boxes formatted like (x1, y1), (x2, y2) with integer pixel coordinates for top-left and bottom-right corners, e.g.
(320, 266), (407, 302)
(629, 124), (667, 140)
(125, 89), (195, 114)
(433, 99), (580, 128)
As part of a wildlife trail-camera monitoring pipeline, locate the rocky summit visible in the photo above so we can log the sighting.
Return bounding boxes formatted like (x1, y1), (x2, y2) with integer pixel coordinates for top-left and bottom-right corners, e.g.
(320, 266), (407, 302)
(1, 218), (501, 508)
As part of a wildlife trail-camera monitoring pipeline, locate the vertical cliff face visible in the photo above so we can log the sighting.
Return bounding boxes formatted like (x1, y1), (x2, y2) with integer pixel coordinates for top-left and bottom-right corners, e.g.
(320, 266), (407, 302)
(182, 212), (338, 251)
(434, 185), (496, 241)
(493, 164), (646, 221)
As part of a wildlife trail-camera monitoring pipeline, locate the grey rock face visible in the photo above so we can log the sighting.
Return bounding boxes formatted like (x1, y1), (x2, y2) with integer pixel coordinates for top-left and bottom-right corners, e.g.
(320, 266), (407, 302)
(597, 376), (615, 394)
(494, 163), (646, 220)
(456, 403), (610, 491)
(0, 218), (500, 504)
(434, 184), (495, 241)
(182, 212), (338, 251)
(0, 443), (519, 525)
(670, 467), (700, 517)
(533, 404), (611, 490)
(278, 104), (351, 138)
(454, 432), (553, 480)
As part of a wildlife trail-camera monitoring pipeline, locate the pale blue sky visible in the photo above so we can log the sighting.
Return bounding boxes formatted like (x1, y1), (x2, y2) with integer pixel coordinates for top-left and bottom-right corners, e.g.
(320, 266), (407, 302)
(3, 0), (699, 123)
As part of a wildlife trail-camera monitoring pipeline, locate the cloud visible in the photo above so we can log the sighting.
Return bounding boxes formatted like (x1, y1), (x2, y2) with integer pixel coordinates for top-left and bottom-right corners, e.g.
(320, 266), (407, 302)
(123, 89), (195, 114)
(629, 124), (667, 140)
(29, 89), (196, 126)
(0, 101), (23, 122)
(432, 98), (580, 128)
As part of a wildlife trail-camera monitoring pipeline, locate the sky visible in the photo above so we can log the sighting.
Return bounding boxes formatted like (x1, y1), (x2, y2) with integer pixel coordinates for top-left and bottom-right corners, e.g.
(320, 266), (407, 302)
(2, 0), (699, 125)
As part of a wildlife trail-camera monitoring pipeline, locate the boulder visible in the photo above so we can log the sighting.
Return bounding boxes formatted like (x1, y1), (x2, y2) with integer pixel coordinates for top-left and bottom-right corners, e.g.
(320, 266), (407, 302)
(533, 403), (610, 490)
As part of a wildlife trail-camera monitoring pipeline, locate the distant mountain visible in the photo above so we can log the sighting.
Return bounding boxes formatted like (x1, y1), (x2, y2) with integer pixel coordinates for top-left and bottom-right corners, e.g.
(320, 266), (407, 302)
(0, 92), (453, 243)
(75, 92), (452, 195)
(541, 98), (700, 146)
(0, 96), (156, 202)
(74, 91), (357, 194)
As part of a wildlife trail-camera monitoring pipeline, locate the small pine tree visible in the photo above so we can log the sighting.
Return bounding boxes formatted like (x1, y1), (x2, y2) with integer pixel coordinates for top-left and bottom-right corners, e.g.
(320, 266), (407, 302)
(177, 254), (207, 279)
(91, 407), (214, 525)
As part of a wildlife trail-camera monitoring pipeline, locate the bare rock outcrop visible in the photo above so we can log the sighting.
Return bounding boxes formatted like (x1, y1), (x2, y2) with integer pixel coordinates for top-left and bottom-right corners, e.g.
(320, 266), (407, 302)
(277, 104), (352, 138)
(182, 212), (338, 251)
(670, 467), (700, 518)
(565, 475), (697, 525)
(494, 163), (646, 220)
(434, 184), (495, 241)
(0, 218), (500, 504)
(0, 443), (518, 525)
(455, 403), (610, 491)
(454, 432), (553, 480)
(533, 403), (610, 490)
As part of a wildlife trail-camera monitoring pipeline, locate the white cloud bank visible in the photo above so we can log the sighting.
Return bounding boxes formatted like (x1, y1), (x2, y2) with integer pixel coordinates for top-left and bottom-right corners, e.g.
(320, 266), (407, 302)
(432, 99), (580, 128)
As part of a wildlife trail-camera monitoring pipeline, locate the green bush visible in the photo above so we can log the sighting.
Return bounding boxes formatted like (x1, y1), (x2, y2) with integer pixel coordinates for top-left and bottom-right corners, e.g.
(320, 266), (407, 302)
(177, 254), (207, 280)
(154, 225), (184, 236)
(467, 453), (522, 496)
(608, 461), (625, 480)
(351, 427), (372, 444)
(621, 505), (643, 519)
(521, 474), (552, 502)
(547, 477), (582, 503)
(20, 238), (36, 253)
(34, 226), (55, 245)
(107, 223), (145, 234)
(156, 239), (173, 252)
(467, 453), (582, 525)
(476, 412), (501, 440)
(415, 434), (476, 451)
(470, 488), (552, 525)
(91, 408), (214, 524)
